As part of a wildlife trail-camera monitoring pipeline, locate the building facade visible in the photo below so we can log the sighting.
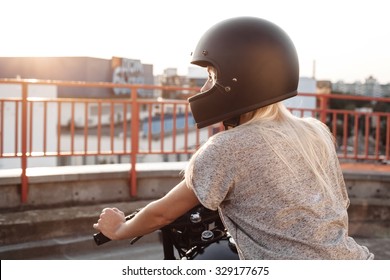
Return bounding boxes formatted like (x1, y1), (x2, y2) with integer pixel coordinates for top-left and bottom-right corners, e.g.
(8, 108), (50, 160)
(0, 56), (154, 98)
(332, 76), (390, 97)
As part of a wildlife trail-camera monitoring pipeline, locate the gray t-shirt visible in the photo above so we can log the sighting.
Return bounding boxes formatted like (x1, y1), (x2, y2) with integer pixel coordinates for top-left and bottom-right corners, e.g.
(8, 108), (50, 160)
(185, 119), (374, 259)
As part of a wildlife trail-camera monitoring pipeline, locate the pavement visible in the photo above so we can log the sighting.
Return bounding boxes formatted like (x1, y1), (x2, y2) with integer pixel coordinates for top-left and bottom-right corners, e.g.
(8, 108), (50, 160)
(1, 233), (389, 260)
(353, 238), (390, 260)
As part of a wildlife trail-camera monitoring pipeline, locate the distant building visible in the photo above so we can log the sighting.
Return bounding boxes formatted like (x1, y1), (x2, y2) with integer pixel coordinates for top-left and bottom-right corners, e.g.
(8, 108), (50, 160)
(111, 57), (154, 98)
(187, 67), (208, 88)
(0, 56), (155, 169)
(331, 76), (388, 97)
(158, 68), (188, 99)
(156, 67), (207, 100)
(364, 76), (383, 97)
(0, 56), (154, 98)
(316, 80), (332, 94)
(382, 83), (390, 97)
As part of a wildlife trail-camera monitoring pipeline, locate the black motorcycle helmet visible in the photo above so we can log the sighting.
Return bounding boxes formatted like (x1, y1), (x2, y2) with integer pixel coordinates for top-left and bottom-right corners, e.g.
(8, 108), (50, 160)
(188, 17), (299, 129)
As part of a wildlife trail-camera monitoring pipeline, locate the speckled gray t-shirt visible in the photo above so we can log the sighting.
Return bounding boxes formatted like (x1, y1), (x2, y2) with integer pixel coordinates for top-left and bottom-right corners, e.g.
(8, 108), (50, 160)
(185, 119), (374, 260)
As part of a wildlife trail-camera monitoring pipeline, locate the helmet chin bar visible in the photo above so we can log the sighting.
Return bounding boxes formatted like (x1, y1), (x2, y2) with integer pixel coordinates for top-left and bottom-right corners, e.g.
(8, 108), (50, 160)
(223, 116), (241, 130)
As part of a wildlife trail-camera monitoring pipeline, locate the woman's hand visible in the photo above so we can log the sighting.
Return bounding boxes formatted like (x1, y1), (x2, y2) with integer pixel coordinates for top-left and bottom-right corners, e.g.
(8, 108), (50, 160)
(92, 180), (200, 241)
(93, 207), (126, 240)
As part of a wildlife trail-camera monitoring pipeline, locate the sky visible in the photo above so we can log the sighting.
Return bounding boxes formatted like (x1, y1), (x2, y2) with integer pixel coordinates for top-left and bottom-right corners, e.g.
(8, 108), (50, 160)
(1, 0), (389, 84)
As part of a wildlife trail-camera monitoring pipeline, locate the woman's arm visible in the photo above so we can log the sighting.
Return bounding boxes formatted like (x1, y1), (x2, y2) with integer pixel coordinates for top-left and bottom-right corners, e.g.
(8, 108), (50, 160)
(93, 180), (200, 240)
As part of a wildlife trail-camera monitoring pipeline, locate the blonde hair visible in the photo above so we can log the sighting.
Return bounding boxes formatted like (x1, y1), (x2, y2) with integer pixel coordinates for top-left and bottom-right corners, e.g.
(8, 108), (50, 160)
(185, 101), (339, 196)
(242, 102), (337, 194)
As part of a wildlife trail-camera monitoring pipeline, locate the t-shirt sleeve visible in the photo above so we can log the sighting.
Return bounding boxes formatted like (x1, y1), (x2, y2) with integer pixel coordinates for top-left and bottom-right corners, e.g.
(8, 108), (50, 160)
(185, 135), (236, 210)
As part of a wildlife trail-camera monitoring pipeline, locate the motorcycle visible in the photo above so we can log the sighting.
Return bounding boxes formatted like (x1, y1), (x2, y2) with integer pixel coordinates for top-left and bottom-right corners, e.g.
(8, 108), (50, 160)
(93, 205), (239, 260)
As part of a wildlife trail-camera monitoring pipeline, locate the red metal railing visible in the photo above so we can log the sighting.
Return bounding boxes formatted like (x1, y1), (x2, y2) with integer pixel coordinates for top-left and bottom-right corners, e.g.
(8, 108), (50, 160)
(0, 79), (389, 203)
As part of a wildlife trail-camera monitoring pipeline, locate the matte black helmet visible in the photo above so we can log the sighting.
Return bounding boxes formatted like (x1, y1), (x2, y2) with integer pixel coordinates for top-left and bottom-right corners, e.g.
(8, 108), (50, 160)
(188, 17), (299, 128)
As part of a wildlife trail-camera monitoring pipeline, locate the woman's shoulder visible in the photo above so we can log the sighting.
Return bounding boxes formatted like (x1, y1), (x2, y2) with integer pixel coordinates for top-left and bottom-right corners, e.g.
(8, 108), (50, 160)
(207, 123), (265, 150)
(301, 117), (331, 134)
(300, 116), (328, 127)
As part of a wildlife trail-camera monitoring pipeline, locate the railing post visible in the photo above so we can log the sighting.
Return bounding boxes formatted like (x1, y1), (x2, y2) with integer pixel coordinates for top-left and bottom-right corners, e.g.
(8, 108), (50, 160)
(319, 93), (328, 124)
(21, 82), (29, 203)
(130, 87), (139, 197)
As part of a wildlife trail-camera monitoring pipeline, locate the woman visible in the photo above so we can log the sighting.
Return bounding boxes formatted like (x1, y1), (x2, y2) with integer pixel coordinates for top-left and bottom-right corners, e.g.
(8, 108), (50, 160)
(93, 17), (373, 259)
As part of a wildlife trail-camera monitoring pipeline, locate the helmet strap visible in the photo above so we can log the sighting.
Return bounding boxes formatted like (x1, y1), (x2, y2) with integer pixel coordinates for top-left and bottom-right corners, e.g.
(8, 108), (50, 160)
(223, 116), (241, 130)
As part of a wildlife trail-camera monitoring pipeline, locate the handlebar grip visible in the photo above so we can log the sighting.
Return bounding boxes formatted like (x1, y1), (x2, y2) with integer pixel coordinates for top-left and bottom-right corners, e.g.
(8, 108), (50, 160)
(93, 208), (141, 246)
(93, 232), (111, 245)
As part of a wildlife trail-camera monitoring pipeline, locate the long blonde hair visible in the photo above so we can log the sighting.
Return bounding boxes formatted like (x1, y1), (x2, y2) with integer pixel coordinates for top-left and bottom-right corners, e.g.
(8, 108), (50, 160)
(242, 102), (337, 193)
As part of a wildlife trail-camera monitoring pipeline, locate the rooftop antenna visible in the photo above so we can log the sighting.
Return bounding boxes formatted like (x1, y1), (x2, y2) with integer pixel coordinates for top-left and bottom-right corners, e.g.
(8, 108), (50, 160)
(312, 59), (316, 79)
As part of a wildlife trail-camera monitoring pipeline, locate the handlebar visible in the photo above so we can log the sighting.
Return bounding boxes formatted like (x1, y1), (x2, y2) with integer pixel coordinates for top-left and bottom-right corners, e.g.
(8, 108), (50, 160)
(93, 208), (141, 246)
(93, 205), (238, 260)
(93, 205), (221, 246)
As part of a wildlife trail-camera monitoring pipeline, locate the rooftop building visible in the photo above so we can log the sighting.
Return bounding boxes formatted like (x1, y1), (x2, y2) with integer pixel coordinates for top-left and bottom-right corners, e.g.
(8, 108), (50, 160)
(331, 76), (390, 97)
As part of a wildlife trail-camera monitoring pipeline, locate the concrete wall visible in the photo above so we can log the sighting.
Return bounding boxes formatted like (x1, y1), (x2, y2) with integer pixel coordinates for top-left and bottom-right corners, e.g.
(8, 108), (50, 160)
(0, 162), (187, 209)
(342, 170), (390, 237)
(1, 162), (389, 208)
(0, 162), (389, 237)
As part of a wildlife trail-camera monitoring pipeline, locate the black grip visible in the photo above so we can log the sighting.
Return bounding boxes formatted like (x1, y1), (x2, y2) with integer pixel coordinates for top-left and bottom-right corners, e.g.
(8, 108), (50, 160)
(93, 232), (111, 245)
(93, 208), (141, 246)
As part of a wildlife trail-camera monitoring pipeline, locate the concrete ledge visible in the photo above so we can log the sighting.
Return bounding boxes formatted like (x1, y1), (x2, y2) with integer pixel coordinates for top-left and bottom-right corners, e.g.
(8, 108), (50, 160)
(0, 162), (187, 209)
(0, 162), (188, 185)
(0, 161), (389, 210)
(343, 172), (390, 199)
(348, 198), (390, 238)
(344, 171), (390, 183)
